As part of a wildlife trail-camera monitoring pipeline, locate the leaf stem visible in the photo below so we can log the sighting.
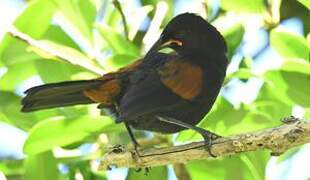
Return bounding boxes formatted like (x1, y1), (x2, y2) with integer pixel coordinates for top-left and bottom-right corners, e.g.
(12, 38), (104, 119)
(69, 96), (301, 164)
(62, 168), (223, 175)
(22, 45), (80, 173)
(112, 0), (129, 40)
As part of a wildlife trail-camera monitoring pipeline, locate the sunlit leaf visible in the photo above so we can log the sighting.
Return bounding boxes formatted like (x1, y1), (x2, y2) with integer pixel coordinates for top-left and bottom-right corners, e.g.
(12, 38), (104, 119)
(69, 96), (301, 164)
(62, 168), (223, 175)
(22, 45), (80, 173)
(297, 0), (310, 9)
(225, 68), (257, 84)
(96, 24), (140, 56)
(104, 4), (122, 28)
(78, 0), (97, 30)
(0, 0), (55, 59)
(104, 54), (137, 71)
(221, 0), (266, 13)
(141, 0), (174, 24)
(52, 0), (96, 43)
(0, 91), (59, 130)
(186, 152), (269, 180)
(43, 25), (81, 51)
(305, 108), (310, 118)
(262, 70), (295, 105)
(222, 23), (245, 59)
(0, 61), (36, 91)
(35, 60), (86, 83)
(0, 159), (24, 177)
(270, 28), (310, 60)
(276, 146), (300, 162)
(177, 98), (248, 141)
(25, 151), (59, 180)
(0, 40), (40, 66)
(128, 5), (154, 40)
(281, 58), (310, 75)
(23, 115), (117, 155)
(11, 32), (104, 74)
(281, 71), (310, 107)
(263, 67), (310, 107)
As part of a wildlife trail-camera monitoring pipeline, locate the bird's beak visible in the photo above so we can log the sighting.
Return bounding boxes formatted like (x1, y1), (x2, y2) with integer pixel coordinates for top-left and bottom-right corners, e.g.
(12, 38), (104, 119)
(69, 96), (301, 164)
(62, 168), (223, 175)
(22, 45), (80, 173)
(145, 38), (182, 58)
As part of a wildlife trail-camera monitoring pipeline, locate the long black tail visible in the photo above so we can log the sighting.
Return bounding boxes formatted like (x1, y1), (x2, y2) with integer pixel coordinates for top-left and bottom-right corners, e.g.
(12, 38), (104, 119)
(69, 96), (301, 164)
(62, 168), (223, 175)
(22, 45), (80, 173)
(21, 79), (103, 112)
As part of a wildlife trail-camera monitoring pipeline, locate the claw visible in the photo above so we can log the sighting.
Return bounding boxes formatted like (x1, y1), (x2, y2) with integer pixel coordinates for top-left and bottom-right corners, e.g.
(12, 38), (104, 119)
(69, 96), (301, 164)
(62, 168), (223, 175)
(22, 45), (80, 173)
(132, 142), (141, 157)
(201, 133), (217, 157)
(210, 132), (223, 140)
(144, 167), (151, 175)
(134, 167), (151, 175)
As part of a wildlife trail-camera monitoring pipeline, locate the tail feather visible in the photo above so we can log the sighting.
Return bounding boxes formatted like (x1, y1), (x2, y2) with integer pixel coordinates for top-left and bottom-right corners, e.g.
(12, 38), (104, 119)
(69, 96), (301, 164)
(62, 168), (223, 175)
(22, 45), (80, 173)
(22, 79), (103, 112)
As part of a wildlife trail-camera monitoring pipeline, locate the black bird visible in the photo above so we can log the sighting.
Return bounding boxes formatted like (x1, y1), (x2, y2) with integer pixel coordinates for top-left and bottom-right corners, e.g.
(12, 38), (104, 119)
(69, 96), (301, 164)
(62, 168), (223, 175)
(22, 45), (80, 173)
(22, 13), (228, 156)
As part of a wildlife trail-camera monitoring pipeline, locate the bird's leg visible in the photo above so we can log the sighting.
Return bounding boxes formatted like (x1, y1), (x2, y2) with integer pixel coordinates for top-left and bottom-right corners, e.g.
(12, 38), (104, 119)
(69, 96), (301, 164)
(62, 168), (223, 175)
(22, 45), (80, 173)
(125, 123), (141, 156)
(156, 116), (220, 157)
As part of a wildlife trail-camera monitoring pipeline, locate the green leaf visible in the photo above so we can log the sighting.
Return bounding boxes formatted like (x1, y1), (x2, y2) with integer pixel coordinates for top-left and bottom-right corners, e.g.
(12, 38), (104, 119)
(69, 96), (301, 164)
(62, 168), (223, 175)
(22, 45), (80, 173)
(0, 0), (56, 92)
(104, 54), (137, 71)
(0, 39), (41, 66)
(225, 68), (257, 84)
(178, 89), (286, 142)
(0, 91), (37, 128)
(262, 70), (295, 105)
(0, 159), (24, 176)
(26, 39), (104, 75)
(0, 61), (36, 91)
(281, 71), (310, 107)
(52, 0), (96, 43)
(186, 152), (269, 180)
(43, 25), (81, 50)
(127, 5), (154, 40)
(104, 4), (122, 28)
(25, 151), (59, 180)
(298, 0), (310, 9)
(35, 60), (86, 83)
(23, 115), (116, 155)
(0, 91), (59, 130)
(78, 0), (97, 30)
(177, 98), (248, 142)
(0, 113), (10, 124)
(304, 108), (310, 118)
(15, 1), (55, 38)
(263, 68), (310, 107)
(126, 166), (168, 180)
(221, 0), (266, 13)
(277, 147), (301, 162)
(222, 23), (245, 59)
(96, 25), (140, 56)
(270, 28), (310, 60)
(0, 0), (55, 60)
(281, 58), (310, 75)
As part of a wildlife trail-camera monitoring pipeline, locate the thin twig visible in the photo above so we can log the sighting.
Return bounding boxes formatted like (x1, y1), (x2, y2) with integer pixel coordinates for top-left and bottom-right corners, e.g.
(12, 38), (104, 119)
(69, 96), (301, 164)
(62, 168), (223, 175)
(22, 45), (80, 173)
(99, 117), (310, 169)
(112, 0), (129, 40)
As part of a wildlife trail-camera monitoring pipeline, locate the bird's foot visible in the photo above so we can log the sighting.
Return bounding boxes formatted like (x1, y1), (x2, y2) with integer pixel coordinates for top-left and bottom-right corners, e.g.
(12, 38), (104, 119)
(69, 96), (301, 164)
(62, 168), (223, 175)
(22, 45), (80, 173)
(200, 131), (221, 158)
(209, 131), (223, 140)
(132, 142), (142, 158)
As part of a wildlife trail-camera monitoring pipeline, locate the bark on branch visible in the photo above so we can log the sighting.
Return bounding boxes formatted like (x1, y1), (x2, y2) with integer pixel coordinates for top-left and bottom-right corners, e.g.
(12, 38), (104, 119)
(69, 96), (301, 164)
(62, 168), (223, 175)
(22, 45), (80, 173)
(99, 117), (310, 169)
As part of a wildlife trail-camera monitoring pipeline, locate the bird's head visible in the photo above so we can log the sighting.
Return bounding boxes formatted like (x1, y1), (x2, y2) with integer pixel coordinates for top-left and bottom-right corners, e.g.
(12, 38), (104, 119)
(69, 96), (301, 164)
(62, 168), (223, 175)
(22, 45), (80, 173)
(146, 13), (227, 59)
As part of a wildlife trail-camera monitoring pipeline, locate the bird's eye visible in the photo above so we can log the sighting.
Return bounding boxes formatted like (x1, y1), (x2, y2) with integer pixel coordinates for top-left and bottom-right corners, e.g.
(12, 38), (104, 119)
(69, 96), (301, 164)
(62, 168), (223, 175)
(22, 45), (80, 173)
(174, 31), (187, 38)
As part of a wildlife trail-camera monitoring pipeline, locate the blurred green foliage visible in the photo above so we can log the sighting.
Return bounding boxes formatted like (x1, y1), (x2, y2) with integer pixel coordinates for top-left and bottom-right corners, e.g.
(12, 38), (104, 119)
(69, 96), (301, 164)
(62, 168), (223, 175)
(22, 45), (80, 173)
(0, 0), (309, 179)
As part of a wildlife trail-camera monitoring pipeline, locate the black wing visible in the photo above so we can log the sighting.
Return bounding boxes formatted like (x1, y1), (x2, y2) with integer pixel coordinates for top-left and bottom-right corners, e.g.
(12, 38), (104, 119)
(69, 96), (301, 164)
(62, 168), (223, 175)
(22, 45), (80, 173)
(117, 53), (204, 122)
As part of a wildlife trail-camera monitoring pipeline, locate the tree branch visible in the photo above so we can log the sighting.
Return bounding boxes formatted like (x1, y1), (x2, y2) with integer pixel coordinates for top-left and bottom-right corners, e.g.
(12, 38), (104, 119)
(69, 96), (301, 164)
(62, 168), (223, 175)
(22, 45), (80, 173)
(98, 117), (310, 169)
